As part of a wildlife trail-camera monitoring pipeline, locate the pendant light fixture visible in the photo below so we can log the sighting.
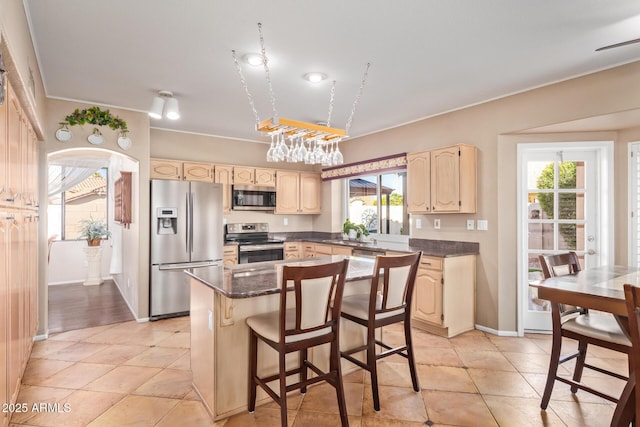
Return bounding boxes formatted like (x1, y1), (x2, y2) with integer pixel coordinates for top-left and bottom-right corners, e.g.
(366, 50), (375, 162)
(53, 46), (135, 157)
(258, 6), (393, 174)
(231, 23), (370, 166)
(148, 90), (180, 120)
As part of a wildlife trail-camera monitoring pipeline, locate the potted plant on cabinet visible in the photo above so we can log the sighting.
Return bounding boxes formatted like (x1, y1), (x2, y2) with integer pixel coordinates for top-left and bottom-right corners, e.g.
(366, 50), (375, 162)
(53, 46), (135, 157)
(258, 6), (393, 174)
(79, 219), (111, 246)
(342, 219), (370, 241)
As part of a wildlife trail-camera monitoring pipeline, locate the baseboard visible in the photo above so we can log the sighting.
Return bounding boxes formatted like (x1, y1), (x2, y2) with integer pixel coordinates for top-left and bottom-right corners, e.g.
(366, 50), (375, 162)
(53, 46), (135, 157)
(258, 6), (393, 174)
(475, 324), (519, 337)
(48, 276), (113, 286)
(110, 276), (140, 322)
(136, 317), (150, 323)
(34, 333), (48, 341)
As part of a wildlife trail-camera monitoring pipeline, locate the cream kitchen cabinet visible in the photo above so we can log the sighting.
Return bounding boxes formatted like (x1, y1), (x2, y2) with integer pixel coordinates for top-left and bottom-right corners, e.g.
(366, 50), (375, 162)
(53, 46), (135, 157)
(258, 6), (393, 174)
(275, 171), (321, 214)
(214, 165), (233, 213)
(233, 167), (276, 187)
(184, 161), (214, 182)
(412, 254), (476, 338)
(284, 242), (301, 260)
(223, 245), (238, 265)
(0, 81), (40, 427)
(407, 144), (476, 214)
(150, 158), (184, 180)
(302, 242), (316, 258)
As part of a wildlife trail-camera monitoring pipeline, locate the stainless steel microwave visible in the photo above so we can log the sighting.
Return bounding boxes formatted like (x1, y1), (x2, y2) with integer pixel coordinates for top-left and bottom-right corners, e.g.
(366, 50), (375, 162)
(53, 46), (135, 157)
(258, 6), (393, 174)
(232, 185), (276, 211)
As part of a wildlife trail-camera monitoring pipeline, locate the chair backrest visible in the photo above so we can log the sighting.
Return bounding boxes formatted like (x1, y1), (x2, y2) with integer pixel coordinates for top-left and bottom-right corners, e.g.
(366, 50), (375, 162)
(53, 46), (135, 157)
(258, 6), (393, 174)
(279, 259), (349, 342)
(538, 251), (582, 279)
(624, 283), (640, 410)
(370, 252), (422, 315)
(47, 234), (57, 264)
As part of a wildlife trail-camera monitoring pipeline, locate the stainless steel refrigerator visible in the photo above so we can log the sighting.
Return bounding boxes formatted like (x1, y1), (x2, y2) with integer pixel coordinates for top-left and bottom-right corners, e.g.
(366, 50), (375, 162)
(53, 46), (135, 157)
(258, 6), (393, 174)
(150, 179), (223, 319)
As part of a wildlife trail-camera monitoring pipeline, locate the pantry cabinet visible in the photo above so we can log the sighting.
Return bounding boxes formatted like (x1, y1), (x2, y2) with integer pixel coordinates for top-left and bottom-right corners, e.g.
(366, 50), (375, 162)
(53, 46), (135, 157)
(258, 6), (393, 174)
(412, 254), (476, 338)
(0, 80), (40, 427)
(275, 171), (321, 214)
(407, 144), (476, 214)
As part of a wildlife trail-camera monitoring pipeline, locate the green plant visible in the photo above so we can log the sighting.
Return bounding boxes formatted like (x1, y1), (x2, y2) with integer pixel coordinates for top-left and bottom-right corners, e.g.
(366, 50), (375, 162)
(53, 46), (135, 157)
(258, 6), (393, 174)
(342, 219), (370, 239)
(64, 106), (128, 131)
(536, 162), (577, 249)
(79, 218), (111, 240)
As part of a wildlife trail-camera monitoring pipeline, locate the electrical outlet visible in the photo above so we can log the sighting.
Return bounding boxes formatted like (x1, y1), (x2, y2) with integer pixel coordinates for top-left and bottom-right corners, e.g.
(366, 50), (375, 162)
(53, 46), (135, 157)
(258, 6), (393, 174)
(467, 219), (475, 230)
(477, 220), (488, 231)
(415, 218), (422, 229)
(434, 219), (441, 229)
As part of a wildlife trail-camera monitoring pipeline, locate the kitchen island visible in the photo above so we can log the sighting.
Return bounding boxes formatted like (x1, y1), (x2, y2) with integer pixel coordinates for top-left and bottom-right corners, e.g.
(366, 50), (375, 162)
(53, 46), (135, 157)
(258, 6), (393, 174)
(185, 255), (377, 421)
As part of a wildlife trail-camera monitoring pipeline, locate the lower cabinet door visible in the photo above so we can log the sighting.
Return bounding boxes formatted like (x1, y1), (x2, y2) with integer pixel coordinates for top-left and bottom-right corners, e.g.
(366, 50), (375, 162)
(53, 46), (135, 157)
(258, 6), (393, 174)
(413, 267), (443, 326)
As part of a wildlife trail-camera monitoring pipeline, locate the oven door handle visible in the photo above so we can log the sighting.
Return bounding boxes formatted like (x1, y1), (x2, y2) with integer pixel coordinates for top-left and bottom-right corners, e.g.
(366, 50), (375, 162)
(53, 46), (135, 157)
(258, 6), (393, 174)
(239, 244), (285, 252)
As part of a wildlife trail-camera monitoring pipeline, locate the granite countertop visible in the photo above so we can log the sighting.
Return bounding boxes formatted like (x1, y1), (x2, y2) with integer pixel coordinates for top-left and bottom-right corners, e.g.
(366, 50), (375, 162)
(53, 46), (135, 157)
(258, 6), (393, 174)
(283, 238), (479, 258)
(185, 255), (376, 299)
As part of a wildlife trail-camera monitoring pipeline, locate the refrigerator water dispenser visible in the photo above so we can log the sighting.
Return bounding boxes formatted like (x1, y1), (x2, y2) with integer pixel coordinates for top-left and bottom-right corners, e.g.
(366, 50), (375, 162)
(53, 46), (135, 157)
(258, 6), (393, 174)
(157, 207), (178, 234)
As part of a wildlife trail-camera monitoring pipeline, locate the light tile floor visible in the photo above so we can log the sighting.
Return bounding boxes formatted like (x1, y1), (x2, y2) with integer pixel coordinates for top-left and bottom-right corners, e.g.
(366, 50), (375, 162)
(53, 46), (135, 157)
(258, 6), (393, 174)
(9, 317), (627, 426)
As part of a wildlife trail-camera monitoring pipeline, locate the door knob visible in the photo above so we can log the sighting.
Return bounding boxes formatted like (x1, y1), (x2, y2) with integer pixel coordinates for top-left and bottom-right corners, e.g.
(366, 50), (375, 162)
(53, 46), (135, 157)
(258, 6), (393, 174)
(587, 249), (596, 255)
(587, 235), (595, 242)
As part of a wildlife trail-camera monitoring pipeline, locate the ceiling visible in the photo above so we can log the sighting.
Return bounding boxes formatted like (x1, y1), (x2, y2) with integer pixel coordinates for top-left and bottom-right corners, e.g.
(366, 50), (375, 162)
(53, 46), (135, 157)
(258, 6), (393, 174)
(24, 0), (640, 143)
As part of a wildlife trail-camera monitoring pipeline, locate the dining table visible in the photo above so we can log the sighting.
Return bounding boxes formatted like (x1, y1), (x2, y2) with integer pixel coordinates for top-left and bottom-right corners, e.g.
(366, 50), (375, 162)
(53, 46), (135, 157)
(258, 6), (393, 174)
(533, 265), (640, 427)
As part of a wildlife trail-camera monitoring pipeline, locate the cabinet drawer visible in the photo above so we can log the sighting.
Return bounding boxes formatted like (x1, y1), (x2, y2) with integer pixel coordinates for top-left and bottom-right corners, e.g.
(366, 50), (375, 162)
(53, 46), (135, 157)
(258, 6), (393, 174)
(420, 256), (443, 271)
(315, 244), (332, 255)
(223, 245), (237, 255)
(284, 242), (300, 251)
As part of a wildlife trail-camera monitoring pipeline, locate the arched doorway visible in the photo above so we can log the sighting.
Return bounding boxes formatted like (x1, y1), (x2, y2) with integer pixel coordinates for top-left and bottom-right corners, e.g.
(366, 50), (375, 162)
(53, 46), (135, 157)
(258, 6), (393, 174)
(46, 148), (140, 333)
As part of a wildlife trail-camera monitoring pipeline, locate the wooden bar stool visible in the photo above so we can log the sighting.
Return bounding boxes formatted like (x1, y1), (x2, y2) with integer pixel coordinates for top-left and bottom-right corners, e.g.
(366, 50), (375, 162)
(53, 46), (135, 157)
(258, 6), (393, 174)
(246, 259), (350, 427)
(538, 252), (631, 409)
(340, 252), (421, 411)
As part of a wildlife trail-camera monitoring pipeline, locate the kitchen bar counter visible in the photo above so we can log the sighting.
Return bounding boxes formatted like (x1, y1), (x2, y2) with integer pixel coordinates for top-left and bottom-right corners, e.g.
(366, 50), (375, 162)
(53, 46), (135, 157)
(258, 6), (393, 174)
(274, 236), (479, 258)
(185, 255), (375, 298)
(188, 256), (377, 422)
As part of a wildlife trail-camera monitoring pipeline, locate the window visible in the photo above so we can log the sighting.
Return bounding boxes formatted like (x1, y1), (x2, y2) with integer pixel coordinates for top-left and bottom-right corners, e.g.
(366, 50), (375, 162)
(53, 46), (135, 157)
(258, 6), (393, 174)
(346, 172), (408, 236)
(48, 167), (109, 240)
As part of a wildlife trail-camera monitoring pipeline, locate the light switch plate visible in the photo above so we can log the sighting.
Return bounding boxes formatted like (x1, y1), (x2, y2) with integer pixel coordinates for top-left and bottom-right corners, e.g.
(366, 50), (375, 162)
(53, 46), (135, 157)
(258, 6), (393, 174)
(477, 220), (488, 231)
(434, 219), (441, 229)
(283, 217), (288, 226)
(467, 219), (475, 230)
(415, 218), (422, 229)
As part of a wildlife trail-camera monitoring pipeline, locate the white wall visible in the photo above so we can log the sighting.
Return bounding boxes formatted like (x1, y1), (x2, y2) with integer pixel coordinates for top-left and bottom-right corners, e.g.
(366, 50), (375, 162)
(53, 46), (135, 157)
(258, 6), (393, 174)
(48, 240), (112, 285)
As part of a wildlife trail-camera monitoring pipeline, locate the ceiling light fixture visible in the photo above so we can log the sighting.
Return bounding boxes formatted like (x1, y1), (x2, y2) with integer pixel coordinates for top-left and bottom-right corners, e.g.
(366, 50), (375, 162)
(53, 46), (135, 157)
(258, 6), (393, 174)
(303, 72), (327, 83)
(148, 91), (180, 120)
(231, 23), (370, 166)
(243, 53), (265, 66)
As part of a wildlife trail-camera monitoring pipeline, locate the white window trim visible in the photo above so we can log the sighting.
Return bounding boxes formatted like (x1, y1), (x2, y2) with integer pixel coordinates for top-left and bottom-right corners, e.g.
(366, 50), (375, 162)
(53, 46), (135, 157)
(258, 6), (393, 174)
(629, 142), (640, 267)
(516, 140), (614, 336)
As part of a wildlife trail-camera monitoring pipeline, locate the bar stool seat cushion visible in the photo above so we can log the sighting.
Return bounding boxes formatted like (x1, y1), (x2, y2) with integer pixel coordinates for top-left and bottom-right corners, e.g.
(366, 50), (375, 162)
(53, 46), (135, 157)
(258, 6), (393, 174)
(247, 308), (331, 344)
(563, 313), (631, 347)
(341, 294), (404, 320)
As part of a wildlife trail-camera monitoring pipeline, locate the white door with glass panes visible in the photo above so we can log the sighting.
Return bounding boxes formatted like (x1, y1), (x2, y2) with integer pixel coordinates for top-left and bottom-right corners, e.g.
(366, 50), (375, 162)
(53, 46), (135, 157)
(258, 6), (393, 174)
(519, 144), (611, 332)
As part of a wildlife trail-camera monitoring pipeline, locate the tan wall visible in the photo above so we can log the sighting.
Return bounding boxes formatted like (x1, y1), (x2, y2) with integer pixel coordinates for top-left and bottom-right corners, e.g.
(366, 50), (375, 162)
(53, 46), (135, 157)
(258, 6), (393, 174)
(43, 98), (150, 320)
(338, 61), (640, 332)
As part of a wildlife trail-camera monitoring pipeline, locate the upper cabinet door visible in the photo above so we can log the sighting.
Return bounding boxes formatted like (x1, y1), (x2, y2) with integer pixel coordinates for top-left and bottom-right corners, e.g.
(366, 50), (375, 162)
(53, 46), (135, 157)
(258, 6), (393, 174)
(0, 83), (7, 206)
(150, 159), (183, 180)
(233, 167), (254, 185)
(275, 170), (299, 214)
(213, 165), (233, 213)
(6, 83), (21, 205)
(407, 151), (430, 213)
(430, 146), (460, 212)
(299, 173), (321, 214)
(184, 162), (214, 182)
(254, 168), (276, 187)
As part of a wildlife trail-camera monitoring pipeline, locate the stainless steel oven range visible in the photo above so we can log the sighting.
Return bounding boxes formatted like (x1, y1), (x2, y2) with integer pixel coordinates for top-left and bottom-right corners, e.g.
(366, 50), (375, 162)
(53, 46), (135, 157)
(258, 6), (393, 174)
(225, 223), (284, 264)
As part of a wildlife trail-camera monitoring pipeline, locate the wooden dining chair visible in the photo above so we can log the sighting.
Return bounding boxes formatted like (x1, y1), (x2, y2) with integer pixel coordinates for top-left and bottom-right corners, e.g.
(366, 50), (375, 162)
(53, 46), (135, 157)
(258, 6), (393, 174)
(623, 283), (640, 424)
(538, 252), (631, 409)
(340, 252), (422, 411)
(246, 259), (350, 427)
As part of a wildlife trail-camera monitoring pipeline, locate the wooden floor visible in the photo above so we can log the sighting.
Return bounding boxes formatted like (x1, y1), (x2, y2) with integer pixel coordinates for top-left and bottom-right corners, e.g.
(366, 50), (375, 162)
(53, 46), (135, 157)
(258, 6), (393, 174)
(48, 280), (135, 334)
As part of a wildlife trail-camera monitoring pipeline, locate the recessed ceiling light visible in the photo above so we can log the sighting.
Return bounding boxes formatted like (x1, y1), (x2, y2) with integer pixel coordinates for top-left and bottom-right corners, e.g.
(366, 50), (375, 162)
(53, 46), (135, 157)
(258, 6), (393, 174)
(243, 53), (264, 66)
(303, 72), (327, 83)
